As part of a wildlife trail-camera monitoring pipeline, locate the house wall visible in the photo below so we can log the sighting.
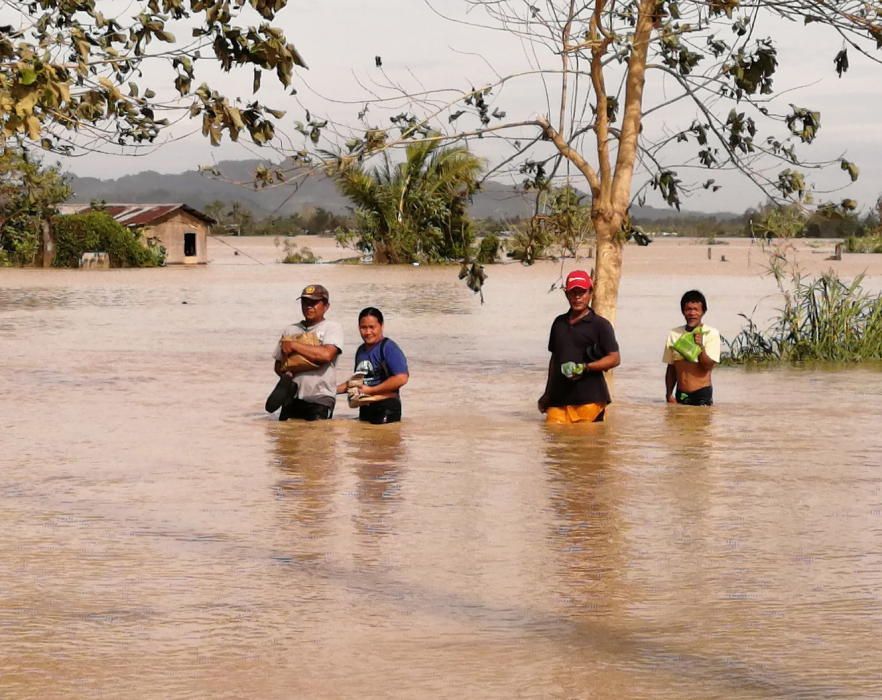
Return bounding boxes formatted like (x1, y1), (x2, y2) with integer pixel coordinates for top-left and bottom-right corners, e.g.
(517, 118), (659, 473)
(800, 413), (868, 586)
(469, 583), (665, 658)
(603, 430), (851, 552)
(144, 212), (209, 264)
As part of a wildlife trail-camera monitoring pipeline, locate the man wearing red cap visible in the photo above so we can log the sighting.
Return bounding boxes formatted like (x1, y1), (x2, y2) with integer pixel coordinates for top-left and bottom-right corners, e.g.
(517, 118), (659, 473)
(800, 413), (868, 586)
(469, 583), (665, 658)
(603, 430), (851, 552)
(538, 270), (621, 424)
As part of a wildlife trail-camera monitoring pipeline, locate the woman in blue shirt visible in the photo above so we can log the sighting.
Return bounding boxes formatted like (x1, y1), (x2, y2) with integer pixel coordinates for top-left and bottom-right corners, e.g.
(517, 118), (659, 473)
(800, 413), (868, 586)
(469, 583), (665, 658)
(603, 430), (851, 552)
(345, 307), (409, 424)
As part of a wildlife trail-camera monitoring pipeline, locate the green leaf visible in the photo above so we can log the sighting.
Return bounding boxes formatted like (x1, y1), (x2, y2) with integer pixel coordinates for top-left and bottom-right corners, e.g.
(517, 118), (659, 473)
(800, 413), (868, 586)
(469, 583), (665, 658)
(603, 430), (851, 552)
(840, 159), (859, 182)
(174, 74), (191, 96)
(785, 105), (821, 144)
(226, 106), (245, 130)
(19, 67), (37, 86)
(26, 115), (41, 140)
(776, 169), (806, 200)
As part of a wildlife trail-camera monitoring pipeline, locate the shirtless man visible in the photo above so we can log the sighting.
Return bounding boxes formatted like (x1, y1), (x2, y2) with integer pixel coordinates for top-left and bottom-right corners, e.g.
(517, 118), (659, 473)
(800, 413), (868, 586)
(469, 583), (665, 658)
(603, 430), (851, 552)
(663, 290), (720, 406)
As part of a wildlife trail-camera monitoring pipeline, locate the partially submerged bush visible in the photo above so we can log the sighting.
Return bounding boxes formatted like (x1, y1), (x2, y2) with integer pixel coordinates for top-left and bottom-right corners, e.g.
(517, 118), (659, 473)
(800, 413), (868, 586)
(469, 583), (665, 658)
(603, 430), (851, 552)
(724, 271), (882, 363)
(1, 212), (43, 265)
(507, 220), (553, 264)
(278, 238), (317, 263)
(845, 235), (882, 254)
(51, 212), (162, 268)
(475, 233), (502, 264)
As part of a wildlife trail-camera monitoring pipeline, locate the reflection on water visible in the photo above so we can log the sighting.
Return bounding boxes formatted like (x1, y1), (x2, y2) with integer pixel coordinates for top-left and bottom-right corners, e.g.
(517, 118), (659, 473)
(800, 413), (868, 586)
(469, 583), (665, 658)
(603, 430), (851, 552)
(271, 425), (343, 563)
(1, 264), (881, 698)
(544, 431), (625, 620)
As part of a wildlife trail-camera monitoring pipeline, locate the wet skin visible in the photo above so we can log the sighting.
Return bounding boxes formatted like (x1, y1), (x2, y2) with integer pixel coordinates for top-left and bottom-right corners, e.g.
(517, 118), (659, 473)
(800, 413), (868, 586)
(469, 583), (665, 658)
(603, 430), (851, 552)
(358, 315), (383, 347)
(667, 300), (716, 399)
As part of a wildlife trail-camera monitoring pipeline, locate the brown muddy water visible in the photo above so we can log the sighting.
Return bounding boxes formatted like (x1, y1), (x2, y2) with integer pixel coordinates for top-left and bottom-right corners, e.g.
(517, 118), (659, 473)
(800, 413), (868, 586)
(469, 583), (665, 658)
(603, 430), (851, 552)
(1, 252), (881, 698)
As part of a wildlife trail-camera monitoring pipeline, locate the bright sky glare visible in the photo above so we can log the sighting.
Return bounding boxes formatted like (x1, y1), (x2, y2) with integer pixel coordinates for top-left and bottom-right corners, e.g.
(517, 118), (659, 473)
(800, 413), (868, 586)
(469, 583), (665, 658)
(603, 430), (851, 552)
(52, 0), (882, 214)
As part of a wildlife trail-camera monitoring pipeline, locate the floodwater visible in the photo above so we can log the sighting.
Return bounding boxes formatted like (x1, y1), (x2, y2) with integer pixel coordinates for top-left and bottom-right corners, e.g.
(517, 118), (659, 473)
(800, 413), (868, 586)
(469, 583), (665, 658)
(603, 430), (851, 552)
(2, 247), (882, 698)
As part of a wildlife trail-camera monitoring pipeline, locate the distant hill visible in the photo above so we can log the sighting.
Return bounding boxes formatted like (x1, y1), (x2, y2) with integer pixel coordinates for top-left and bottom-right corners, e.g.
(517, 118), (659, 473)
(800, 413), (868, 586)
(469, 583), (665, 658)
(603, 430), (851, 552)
(65, 159), (739, 221)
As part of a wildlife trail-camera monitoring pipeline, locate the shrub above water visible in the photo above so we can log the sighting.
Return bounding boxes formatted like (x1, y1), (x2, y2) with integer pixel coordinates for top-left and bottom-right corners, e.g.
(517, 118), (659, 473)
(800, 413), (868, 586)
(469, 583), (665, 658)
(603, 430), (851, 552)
(845, 235), (882, 254)
(277, 237), (317, 263)
(476, 233), (502, 264)
(724, 271), (882, 363)
(52, 212), (163, 268)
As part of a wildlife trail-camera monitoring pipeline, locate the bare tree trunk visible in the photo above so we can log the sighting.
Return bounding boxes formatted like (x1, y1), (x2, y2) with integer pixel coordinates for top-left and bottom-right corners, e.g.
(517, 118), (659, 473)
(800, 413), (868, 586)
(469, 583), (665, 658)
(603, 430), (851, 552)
(592, 214), (624, 324)
(41, 219), (55, 268)
(589, 0), (653, 325)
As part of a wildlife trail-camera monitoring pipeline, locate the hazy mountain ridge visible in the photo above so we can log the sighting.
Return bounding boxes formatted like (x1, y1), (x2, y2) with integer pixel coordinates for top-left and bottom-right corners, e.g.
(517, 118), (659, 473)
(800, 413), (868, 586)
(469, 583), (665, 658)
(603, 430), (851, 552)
(66, 159), (740, 221)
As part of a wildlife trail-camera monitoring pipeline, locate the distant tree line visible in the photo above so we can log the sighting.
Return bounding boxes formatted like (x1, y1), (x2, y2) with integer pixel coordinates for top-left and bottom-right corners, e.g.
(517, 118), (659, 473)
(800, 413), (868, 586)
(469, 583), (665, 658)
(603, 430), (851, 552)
(201, 200), (351, 237)
(5, 148), (882, 269)
(635, 200), (881, 242)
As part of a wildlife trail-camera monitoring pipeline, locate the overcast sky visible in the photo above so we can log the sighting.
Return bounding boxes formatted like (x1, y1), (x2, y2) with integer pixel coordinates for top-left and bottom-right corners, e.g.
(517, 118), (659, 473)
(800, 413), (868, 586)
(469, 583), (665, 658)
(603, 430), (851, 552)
(53, 0), (882, 214)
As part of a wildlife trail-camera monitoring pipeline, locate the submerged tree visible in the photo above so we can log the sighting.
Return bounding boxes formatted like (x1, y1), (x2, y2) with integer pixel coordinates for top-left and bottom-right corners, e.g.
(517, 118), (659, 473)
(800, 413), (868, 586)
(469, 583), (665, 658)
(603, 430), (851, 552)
(290, 1), (881, 321)
(333, 140), (484, 263)
(540, 186), (595, 260)
(0, 0), (304, 154)
(0, 149), (70, 265)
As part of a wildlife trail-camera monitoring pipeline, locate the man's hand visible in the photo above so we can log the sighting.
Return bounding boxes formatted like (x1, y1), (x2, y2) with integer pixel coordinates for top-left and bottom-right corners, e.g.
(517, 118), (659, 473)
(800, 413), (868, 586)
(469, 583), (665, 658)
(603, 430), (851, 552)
(280, 338), (298, 355)
(666, 395), (677, 404)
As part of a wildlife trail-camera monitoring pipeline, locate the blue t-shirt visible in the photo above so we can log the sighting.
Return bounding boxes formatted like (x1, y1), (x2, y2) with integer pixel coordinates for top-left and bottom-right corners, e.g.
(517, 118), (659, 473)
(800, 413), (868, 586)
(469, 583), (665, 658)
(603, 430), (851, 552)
(354, 338), (408, 390)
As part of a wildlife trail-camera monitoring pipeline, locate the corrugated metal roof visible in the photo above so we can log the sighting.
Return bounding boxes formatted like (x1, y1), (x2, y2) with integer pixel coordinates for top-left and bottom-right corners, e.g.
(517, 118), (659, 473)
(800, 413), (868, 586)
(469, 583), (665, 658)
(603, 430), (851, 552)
(58, 203), (215, 225)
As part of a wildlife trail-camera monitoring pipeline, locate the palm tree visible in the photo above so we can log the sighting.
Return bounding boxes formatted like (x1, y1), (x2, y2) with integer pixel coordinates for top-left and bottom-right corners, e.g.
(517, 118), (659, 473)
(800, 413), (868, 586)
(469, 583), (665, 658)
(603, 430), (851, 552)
(334, 141), (483, 263)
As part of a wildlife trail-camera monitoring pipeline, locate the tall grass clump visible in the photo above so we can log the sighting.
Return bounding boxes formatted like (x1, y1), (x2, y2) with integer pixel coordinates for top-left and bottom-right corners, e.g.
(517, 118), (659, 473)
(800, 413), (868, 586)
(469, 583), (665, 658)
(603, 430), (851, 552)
(845, 235), (882, 254)
(724, 270), (882, 363)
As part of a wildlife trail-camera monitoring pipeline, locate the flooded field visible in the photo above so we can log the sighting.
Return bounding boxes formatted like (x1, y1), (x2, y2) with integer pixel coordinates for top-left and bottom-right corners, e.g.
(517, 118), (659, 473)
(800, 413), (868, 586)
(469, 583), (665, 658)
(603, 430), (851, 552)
(1, 239), (881, 698)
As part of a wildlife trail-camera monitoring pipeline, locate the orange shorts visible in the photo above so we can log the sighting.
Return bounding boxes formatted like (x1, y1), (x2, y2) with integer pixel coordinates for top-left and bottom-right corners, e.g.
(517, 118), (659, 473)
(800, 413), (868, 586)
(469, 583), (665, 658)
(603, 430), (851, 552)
(545, 403), (607, 425)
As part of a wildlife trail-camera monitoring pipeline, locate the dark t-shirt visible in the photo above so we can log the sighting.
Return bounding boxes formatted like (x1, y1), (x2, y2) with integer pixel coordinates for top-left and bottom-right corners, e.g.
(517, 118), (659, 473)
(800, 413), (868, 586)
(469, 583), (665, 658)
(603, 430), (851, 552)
(546, 310), (619, 407)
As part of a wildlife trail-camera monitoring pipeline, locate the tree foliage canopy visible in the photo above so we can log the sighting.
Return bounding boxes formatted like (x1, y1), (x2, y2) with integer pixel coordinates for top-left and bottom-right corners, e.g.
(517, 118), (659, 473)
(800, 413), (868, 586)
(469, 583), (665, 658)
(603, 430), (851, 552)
(51, 210), (164, 267)
(333, 140), (484, 263)
(0, 148), (70, 265)
(0, 0), (304, 153)
(288, 0), (882, 318)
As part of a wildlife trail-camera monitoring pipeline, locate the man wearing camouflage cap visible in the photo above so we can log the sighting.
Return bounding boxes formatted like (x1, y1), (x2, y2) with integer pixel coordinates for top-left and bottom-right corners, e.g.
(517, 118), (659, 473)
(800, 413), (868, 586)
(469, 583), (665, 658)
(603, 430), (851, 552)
(268, 283), (344, 421)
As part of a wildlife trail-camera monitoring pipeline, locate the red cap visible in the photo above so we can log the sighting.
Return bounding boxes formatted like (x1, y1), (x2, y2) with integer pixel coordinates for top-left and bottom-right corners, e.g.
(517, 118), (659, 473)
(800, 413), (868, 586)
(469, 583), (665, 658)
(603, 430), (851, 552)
(565, 270), (593, 291)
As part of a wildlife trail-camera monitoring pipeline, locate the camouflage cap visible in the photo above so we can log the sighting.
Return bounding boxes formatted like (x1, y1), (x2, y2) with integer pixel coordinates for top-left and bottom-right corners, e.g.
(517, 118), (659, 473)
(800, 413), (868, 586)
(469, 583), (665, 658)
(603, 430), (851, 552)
(298, 284), (329, 302)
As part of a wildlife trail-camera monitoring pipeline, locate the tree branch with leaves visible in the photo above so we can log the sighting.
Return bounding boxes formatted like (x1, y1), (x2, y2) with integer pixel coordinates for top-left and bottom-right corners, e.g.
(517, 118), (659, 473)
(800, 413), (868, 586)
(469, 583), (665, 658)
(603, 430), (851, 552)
(0, 0), (305, 154)
(278, 0), (881, 323)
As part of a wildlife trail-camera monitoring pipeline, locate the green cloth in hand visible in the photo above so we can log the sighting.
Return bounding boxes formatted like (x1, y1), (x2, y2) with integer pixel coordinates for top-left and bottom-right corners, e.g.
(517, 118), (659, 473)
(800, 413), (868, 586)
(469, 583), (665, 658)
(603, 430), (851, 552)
(561, 361), (586, 379)
(672, 326), (703, 362)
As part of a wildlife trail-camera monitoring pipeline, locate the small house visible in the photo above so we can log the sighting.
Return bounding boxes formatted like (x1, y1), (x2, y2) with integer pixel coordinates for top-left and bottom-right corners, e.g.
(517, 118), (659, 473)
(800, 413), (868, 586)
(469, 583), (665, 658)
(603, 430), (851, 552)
(60, 203), (215, 264)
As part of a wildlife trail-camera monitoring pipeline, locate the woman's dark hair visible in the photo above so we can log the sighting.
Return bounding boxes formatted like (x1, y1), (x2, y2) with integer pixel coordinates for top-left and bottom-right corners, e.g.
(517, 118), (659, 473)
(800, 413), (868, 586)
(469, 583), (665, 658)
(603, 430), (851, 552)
(358, 306), (384, 324)
(680, 290), (707, 313)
